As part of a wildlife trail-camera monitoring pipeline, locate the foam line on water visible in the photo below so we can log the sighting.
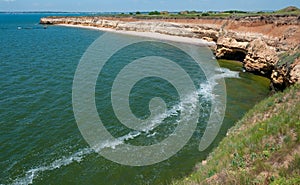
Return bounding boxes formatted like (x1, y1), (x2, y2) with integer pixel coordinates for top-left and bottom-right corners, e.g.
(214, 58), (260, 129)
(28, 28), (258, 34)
(11, 92), (201, 184)
(137, 90), (199, 133)
(11, 67), (239, 184)
(11, 131), (143, 185)
(94, 131), (142, 151)
(199, 67), (240, 100)
(11, 148), (94, 185)
(136, 66), (236, 136)
(11, 132), (144, 184)
(140, 67), (240, 131)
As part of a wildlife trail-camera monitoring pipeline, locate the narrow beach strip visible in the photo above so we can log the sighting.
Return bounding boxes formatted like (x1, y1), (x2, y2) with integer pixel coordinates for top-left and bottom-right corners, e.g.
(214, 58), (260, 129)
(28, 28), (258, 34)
(57, 23), (216, 47)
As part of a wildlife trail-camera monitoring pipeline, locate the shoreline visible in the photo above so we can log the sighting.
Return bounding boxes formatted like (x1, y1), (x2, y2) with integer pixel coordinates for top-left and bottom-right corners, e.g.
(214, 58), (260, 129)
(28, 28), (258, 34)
(57, 23), (216, 47)
(40, 15), (300, 90)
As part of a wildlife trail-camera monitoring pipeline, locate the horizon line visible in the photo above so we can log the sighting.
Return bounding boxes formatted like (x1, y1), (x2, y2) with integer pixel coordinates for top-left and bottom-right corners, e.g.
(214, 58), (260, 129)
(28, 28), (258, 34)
(0, 9), (279, 13)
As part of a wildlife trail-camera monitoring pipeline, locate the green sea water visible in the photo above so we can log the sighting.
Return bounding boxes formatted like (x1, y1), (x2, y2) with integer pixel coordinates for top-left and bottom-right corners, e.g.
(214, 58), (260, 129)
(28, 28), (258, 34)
(0, 13), (270, 185)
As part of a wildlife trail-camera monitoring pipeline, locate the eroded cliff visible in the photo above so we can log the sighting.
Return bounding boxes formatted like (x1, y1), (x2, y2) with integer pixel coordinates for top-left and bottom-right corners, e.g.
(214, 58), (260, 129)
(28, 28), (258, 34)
(40, 15), (300, 89)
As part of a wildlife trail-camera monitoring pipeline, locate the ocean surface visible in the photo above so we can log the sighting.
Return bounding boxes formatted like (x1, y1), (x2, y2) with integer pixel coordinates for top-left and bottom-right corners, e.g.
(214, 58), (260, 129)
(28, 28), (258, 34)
(0, 13), (270, 185)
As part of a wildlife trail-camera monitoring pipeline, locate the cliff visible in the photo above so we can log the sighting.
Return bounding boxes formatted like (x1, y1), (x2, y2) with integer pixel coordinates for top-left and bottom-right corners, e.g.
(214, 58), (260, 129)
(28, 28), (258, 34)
(40, 15), (300, 90)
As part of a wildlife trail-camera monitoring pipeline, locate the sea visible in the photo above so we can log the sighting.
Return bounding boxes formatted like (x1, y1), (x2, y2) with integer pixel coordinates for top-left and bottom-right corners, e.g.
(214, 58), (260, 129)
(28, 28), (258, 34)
(0, 13), (270, 185)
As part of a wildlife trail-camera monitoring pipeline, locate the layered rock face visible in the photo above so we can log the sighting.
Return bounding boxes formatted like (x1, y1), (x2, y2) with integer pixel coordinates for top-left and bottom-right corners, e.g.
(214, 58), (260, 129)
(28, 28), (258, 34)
(271, 55), (300, 90)
(290, 58), (300, 84)
(40, 15), (300, 89)
(244, 39), (279, 75)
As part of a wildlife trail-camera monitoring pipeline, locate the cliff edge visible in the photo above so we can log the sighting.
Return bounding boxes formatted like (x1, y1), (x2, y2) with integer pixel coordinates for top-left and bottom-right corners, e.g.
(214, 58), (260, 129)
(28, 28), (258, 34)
(40, 14), (300, 90)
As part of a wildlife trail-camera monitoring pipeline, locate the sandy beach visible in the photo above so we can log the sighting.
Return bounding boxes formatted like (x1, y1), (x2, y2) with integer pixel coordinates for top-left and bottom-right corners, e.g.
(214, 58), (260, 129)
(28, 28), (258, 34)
(58, 24), (216, 47)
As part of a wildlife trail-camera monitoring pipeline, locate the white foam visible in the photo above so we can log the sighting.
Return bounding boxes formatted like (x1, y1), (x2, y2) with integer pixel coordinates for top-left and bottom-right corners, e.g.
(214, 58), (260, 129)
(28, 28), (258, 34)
(214, 67), (240, 79)
(11, 148), (93, 185)
(94, 131), (142, 151)
(11, 67), (239, 185)
(114, 67), (239, 135)
(138, 90), (199, 133)
(199, 67), (239, 100)
(12, 131), (145, 184)
(146, 132), (157, 137)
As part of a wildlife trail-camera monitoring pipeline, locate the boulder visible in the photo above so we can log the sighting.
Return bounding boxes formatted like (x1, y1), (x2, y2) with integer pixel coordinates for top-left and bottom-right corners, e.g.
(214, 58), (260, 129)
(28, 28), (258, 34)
(244, 39), (279, 75)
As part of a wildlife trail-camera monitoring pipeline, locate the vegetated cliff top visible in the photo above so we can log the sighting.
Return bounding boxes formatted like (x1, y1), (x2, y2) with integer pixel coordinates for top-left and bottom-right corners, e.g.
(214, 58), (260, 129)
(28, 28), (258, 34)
(115, 6), (300, 19)
(277, 6), (300, 13)
(43, 6), (300, 20)
(173, 84), (300, 185)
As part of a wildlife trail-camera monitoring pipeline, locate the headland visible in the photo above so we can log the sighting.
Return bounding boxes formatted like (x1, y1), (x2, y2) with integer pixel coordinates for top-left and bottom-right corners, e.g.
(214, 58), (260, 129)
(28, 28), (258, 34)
(40, 10), (300, 90)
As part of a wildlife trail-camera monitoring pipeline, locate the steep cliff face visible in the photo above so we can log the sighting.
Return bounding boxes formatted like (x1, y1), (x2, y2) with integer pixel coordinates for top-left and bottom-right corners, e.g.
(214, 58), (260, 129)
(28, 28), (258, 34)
(244, 39), (279, 75)
(215, 37), (248, 61)
(271, 51), (300, 90)
(40, 15), (300, 89)
(290, 58), (300, 84)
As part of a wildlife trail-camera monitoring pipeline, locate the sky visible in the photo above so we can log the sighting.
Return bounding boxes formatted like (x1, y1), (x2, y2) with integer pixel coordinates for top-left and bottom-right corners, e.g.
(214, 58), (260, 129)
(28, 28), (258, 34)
(1, 0), (300, 12)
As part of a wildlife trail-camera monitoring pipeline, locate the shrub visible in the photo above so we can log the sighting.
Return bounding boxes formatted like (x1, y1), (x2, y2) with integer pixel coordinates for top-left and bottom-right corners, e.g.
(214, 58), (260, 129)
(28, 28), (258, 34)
(202, 13), (210, 16)
(148, 11), (160, 15)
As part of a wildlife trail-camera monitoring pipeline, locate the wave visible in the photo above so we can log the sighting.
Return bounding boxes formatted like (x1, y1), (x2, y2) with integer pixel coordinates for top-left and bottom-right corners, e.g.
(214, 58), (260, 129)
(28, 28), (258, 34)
(136, 90), (199, 133)
(199, 67), (239, 100)
(11, 67), (239, 185)
(11, 148), (93, 185)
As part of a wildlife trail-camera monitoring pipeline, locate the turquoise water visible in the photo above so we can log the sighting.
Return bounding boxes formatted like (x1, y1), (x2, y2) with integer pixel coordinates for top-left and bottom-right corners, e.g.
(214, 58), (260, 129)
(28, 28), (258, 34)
(0, 13), (270, 185)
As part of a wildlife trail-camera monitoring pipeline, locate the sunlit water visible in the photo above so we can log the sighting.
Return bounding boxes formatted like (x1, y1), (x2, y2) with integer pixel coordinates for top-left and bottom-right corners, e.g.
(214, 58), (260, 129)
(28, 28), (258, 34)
(0, 13), (270, 185)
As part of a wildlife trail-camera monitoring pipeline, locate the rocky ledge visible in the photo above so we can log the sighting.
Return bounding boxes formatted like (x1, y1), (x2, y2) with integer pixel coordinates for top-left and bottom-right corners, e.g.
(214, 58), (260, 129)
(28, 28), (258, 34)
(40, 15), (300, 90)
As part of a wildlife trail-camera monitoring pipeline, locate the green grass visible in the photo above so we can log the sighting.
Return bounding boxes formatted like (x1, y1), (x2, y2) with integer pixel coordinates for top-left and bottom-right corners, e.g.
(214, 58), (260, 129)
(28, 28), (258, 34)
(108, 6), (300, 19)
(173, 84), (300, 185)
(48, 6), (299, 20)
(277, 50), (300, 68)
(112, 12), (297, 19)
(275, 6), (300, 15)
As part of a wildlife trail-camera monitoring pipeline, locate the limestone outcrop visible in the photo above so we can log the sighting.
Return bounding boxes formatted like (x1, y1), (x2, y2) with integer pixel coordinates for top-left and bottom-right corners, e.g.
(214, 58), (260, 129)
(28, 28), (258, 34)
(244, 39), (279, 75)
(215, 37), (248, 61)
(289, 58), (300, 84)
(271, 52), (300, 90)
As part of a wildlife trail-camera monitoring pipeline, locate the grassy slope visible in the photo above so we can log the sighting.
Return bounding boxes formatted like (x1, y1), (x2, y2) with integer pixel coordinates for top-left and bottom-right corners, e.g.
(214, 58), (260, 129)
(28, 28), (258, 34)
(112, 6), (300, 19)
(112, 10), (300, 19)
(173, 84), (300, 185)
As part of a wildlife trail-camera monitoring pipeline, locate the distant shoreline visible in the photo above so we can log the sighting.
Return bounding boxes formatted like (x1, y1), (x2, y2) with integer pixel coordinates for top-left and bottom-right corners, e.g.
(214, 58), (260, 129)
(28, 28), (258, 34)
(57, 23), (215, 46)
